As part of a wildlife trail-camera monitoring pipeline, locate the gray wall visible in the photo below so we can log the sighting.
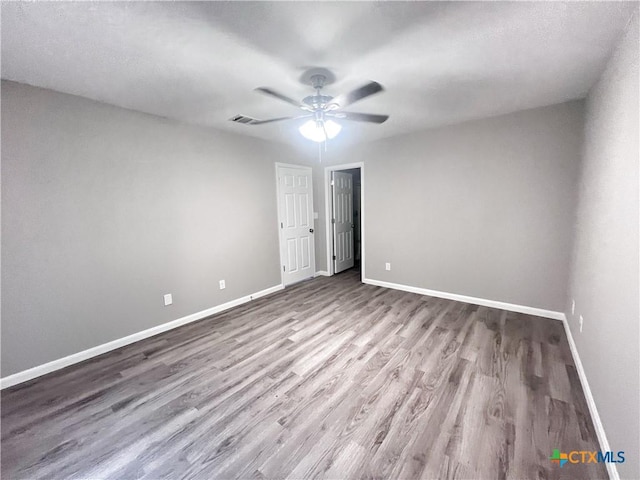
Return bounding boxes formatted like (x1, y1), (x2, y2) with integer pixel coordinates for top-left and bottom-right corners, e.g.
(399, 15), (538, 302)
(1, 81), (302, 377)
(311, 164), (329, 272)
(311, 102), (584, 312)
(566, 12), (639, 479)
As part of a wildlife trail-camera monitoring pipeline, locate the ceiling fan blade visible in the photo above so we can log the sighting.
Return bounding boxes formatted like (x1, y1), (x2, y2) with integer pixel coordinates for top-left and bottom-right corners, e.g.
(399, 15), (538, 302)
(329, 81), (384, 109)
(328, 112), (389, 124)
(255, 87), (306, 109)
(229, 114), (311, 125)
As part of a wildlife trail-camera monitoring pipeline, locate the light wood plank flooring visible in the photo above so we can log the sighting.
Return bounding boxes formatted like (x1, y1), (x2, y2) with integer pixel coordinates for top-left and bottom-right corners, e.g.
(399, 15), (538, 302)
(1, 270), (606, 479)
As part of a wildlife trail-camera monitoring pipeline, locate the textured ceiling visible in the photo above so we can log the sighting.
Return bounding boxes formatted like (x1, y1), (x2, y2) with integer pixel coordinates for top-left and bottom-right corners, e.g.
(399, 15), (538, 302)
(1, 1), (636, 146)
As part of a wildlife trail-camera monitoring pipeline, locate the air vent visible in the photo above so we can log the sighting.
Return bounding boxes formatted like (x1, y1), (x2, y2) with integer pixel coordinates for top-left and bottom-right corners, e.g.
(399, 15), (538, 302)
(230, 115), (255, 124)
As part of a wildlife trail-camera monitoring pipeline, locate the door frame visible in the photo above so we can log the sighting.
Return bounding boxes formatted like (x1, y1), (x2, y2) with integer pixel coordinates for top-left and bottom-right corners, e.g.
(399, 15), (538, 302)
(324, 162), (365, 281)
(275, 162), (315, 287)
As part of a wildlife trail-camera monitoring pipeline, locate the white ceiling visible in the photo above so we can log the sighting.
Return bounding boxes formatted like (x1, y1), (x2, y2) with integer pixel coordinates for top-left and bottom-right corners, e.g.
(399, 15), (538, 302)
(2, 2), (636, 146)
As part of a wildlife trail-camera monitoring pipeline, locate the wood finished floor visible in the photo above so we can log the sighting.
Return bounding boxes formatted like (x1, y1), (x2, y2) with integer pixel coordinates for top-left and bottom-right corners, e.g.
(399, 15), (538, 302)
(1, 270), (606, 480)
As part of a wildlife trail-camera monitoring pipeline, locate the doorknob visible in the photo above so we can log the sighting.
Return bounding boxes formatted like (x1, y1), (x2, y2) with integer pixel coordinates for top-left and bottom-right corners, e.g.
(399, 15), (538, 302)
(309, 228), (314, 233)
(351, 224), (355, 228)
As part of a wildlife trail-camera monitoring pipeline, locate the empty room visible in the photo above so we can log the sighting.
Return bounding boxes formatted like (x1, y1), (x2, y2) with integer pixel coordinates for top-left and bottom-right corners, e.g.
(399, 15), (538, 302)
(1, 2), (638, 479)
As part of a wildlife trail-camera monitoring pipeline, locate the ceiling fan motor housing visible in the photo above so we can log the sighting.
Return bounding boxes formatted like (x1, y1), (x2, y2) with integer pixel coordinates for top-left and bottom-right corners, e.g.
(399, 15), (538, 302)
(303, 94), (333, 110)
(303, 74), (333, 110)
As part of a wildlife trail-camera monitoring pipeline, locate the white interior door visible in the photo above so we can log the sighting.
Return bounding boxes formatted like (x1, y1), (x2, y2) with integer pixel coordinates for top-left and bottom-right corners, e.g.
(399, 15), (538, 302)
(278, 165), (315, 285)
(332, 171), (354, 274)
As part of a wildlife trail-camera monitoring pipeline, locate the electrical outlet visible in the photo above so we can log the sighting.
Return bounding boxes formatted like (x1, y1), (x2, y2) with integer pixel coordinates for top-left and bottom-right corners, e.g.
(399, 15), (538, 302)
(579, 315), (584, 333)
(219, 280), (226, 290)
(571, 299), (575, 315)
(163, 294), (172, 306)
(385, 262), (391, 271)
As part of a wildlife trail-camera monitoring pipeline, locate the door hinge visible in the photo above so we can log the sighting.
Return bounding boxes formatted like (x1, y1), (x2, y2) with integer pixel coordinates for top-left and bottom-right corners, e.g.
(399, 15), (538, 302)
(332, 218), (335, 224)
(280, 222), (283, 229)
(333, 255), (336, 260)
(283, 265), (286, 272)
(331, 180), (335, 186)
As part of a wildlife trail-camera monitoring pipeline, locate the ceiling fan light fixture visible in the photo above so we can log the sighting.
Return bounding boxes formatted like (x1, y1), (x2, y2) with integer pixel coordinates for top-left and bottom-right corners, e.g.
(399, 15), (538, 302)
(299, 119), (342, 143)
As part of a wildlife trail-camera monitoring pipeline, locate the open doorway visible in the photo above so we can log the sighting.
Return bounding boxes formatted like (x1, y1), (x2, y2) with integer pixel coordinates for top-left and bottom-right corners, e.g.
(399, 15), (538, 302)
(324, 163), (364, 280)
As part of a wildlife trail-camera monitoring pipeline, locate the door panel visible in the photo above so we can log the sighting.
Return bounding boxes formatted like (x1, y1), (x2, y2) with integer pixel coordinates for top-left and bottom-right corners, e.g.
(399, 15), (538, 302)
(286, 238), (298, 273)
(298, 194), (310, 226)
(332, 171), (354, 274)
(301, 236), (311, 269)
(285, 194), (296, 227)
(278, 166), (315, 285)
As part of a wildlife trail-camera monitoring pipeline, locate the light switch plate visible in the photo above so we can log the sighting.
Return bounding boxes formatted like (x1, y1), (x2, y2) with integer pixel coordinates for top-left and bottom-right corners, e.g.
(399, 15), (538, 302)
(163, 294), (173, 306)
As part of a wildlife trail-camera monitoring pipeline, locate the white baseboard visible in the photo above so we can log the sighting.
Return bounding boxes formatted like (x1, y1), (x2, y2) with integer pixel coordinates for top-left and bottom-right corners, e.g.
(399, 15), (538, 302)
(248, 284), (284, 301)
(362, 278), (564, 321)
(315, 270), (329, 277)
(0, 284), (284, 390)
(561, 315), (618, 480)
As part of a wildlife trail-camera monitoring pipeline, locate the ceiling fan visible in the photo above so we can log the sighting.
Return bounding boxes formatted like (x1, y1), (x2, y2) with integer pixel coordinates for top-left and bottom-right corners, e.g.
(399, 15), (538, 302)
(230, 71), (389, 143)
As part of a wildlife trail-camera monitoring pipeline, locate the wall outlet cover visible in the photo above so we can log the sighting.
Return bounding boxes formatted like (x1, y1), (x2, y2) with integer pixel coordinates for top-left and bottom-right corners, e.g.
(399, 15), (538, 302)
(163, 294), (173, 306)
(219, 280), (226, 290)
(385, 263), (391, 271)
